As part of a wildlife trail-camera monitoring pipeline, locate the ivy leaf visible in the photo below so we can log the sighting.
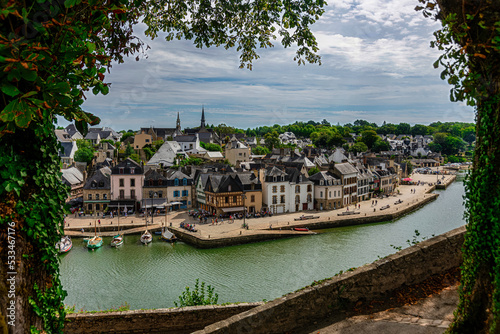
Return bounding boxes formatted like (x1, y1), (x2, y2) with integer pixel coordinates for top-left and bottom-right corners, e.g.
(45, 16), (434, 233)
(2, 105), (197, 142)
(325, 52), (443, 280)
(1, 85), (21, 97)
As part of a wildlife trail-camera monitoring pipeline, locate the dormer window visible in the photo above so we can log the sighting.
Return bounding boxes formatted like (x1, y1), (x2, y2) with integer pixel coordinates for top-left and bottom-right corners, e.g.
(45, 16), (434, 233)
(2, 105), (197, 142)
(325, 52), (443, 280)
(174, 178), (179, 186)
(119, 167), (124, 174)
(183, 178), (187, 186)
(273, 176), (277, 182)
(91, 181), (97, 188)
(228, 185), (232, 191)
(281, 176), (284, 181)
(130, 168), (135, 174)
(158, 179), (162, 186)
(320, 180), (324, 186)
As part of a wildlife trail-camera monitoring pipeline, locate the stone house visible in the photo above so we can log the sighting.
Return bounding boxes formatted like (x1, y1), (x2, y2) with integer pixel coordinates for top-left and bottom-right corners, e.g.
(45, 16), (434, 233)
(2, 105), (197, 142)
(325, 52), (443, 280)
(260, 166), (290, 214)
(203, 174), (245, 216)
(141, 169), (168, 210)
(225, 136), (251, 167)
(83, 167), (111, 213)
(356, 165), (374, 201)
(308, 171), (342, 210)
(62, 167), (85, 202)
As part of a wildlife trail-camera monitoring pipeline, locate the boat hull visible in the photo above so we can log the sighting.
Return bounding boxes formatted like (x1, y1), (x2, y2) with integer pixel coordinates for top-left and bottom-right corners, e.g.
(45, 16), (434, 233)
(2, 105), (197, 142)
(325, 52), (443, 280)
(111, 235), (124, 247)
(87, 236), (103, 249)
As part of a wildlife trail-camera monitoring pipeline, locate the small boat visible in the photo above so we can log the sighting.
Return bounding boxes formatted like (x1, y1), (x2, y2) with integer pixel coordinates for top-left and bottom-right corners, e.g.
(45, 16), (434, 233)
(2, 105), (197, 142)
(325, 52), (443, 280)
(87, 236), (103, 249)
(293, 227), (310, 232)
(140, 230), (153, 244)
(83, 236), (92, 244)
(160, 227), (178, 242)
(87, 218), (103, 249)
(111, 204), (124, 247)
(111, 234), (123, 247)
(56, 236), (72, 253)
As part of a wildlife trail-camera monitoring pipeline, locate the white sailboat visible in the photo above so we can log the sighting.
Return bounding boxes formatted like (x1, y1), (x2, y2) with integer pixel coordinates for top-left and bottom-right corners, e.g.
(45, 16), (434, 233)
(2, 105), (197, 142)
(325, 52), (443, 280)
(111, 203), (124, 247)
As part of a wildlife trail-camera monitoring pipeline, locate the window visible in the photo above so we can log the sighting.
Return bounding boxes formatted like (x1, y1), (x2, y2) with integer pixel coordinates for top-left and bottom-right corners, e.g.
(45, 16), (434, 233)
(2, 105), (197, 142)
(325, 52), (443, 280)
(174, 191), (180, 197)
(103, 194), (107, 200)
(98, 181), (104, 187)
(228, 185), (232, 192)
(320, 191), (323, 198)
(88, 194), (92, 200)
(329, 191), (332, 198)
(320, 180), (324, 186)
(174, 178), (179, 186)
(233, 195), (237, 203)
(96, 204), (100, 211)
(91, 181), (97, 188)
(130, 179), (135, 187)
(225, 196), (229, 203)
(239, 153), (242, 156)
(119, 190), (124, 199)
(95, 194), (99, 200)
(307, 185), (312, 192)
(119, 179), (124, 187)
(158, 179), (162, 186)
(280, 185), (285, 193)
(158, 191), (163, 198)
(119, 168), (124, 174)
(130, 189), (135, 199)
(295, 185), (300, 193)
(280, 195), (286, 203)
(130, 168), (135, 174)
(182, 190), (188, 197)
(183, 178), (187, 186)
(251, 195), (255, 203)
(272, 196), (278, 204)
(88, 204), (92, 211)
(272, 186), (277, 193)
(281, 176), (285, 181)
(149, 180), (153, 186)
(295, 195), (300, 203)
(146, 139), (150, 143)
(307, 194), (312, 202)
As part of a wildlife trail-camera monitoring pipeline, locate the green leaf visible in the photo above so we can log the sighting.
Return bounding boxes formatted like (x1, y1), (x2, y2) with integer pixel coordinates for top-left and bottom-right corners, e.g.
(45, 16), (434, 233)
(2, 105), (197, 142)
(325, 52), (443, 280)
(1, 85), (21, 97)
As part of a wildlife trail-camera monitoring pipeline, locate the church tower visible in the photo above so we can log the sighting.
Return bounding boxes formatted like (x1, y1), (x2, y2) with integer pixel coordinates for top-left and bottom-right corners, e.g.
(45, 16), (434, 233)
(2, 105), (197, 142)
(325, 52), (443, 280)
(200, 106), (206, 129)
(176, 112), (181, 131)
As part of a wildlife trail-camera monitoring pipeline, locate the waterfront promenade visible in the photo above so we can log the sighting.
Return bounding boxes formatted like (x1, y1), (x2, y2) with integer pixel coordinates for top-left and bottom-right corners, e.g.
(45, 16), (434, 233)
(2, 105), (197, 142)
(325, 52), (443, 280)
(64, 171), (458, 246)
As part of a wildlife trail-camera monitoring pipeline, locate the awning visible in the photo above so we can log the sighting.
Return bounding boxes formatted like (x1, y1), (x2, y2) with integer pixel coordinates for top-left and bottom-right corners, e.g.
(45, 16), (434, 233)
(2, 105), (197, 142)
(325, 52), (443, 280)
(221, 207), (245, 213)
(167, 202), (183, 206)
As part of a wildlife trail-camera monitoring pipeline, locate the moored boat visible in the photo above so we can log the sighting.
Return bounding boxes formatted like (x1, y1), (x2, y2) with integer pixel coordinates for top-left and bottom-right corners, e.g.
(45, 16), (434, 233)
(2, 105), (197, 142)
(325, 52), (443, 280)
(110, 234), (123, 247)
(56, 236), (73, 253)
(87, 217), (103, 249)
(87, 236), (103, 249)
(160, 227), (178, 243)
(140, 230), (152, 244)
(292, 227), (310, 232)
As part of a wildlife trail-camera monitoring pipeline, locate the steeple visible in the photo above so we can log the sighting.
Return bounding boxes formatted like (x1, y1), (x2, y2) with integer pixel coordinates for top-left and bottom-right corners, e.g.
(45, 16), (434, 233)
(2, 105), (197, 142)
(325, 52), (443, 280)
(176, 112), (181, 130)
(200, 106), (206, 129)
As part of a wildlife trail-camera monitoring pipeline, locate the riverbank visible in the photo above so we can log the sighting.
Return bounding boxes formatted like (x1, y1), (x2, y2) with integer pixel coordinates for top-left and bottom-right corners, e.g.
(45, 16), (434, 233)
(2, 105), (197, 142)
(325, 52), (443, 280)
(64, 173), (457, 248)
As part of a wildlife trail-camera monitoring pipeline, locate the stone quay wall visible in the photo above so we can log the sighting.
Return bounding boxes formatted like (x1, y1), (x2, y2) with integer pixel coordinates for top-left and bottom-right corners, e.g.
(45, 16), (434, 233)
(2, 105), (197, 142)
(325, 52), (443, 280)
(172, 193), (439, 249)
(194, 225), (465, 334)
(64, 302), (262, 333)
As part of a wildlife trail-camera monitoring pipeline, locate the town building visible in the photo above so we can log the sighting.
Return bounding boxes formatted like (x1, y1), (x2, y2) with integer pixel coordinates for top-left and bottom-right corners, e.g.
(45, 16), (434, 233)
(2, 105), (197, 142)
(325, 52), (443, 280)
(109, 158), (144, 212)
(83, 167), (111, 213)
(225, 135), (251, 167)
(331, 162), (358, 206)
(308, 171), (342, 210)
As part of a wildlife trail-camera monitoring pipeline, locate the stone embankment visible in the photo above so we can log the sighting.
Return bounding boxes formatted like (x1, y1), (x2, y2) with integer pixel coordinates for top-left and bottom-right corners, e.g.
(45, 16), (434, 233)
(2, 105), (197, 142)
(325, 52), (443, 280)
(64, 225), (466, 333)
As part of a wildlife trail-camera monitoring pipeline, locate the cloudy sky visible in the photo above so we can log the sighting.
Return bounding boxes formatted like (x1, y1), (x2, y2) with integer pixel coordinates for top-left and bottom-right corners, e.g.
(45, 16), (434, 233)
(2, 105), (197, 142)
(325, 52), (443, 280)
(58, 0), (475, 132)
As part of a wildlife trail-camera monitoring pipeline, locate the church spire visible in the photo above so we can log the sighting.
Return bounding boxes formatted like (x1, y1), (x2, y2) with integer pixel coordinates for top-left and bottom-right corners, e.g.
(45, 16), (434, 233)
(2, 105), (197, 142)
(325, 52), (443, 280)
(176, 112), (181, 130)
(200, 105), (206, 129)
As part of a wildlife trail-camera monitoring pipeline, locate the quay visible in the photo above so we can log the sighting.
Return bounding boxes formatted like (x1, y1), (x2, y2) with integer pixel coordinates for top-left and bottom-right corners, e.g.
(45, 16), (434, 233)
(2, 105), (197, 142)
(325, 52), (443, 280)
(64, 172), (458, 248)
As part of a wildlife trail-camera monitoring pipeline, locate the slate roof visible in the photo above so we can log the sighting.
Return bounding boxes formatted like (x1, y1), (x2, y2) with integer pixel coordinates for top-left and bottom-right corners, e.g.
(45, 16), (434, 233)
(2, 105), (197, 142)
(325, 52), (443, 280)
(62, 167), (84, 186)
(147, 141), (182, 166)
(309, 171), (340, 183)
(59, 141), (77, 158)
(83, 167), (111, 190)
(334, 162), (358, 175)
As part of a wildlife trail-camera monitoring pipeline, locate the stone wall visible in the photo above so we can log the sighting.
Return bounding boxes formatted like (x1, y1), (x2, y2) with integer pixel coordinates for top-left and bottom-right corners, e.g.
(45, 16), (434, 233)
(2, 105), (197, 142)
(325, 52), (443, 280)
(64, 303), (262, 333)
(194, 225), (465, 334)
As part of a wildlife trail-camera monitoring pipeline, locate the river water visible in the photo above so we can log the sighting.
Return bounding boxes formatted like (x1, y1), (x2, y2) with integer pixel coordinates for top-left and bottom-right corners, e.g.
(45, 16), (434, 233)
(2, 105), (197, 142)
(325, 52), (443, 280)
(60, 178), (466, 311)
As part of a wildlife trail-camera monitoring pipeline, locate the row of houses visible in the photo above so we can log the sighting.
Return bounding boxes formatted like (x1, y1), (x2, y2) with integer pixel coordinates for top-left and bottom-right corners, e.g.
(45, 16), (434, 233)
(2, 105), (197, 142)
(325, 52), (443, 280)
(79, 156), (399, 216)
